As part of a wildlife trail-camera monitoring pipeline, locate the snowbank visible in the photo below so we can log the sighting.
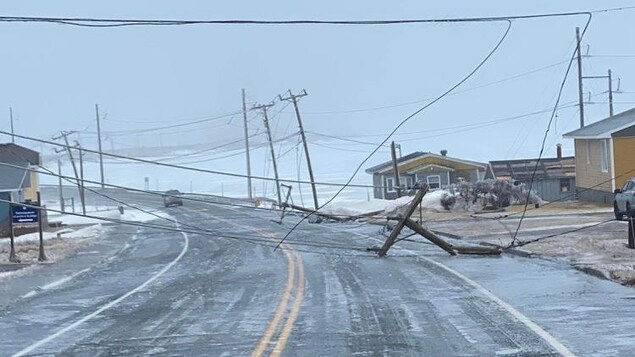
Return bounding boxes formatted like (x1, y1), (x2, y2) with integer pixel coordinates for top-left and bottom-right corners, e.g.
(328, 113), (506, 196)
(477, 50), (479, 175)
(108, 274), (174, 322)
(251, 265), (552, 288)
(319, 196), (414, 217)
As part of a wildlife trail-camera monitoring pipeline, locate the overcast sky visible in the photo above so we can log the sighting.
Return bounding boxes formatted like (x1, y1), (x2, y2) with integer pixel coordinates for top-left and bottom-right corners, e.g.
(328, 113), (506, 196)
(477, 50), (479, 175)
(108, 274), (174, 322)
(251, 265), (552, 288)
(1, 1), (635, 163)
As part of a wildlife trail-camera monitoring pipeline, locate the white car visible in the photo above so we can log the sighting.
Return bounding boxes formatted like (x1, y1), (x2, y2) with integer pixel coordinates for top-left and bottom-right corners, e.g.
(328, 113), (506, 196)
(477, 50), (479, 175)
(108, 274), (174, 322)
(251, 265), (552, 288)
(614, 178), (635, 220)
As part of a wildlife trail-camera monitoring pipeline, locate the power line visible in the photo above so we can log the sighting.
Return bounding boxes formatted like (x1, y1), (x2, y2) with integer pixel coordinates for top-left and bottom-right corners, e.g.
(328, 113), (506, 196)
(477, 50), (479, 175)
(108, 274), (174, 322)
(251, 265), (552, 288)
(0, 129), (387, 189)
(509, 16), (593, 248)
(275, 19), (515, 250)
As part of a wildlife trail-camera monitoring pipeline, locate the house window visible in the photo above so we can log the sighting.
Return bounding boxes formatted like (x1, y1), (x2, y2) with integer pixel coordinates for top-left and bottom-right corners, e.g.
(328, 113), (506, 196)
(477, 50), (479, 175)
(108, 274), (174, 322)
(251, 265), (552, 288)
(402, 176), (413, 190)
(426, 175), (441, 190)
(585, 140), (591, 165)
(385, 177), (396, 192)
(600, 139), (609, 173)
(560, 178), (570, 193)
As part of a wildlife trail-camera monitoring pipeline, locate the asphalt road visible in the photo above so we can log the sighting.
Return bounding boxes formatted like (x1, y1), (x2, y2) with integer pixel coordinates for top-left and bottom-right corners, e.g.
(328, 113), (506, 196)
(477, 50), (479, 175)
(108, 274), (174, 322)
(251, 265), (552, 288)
(1, 188), (635, 356)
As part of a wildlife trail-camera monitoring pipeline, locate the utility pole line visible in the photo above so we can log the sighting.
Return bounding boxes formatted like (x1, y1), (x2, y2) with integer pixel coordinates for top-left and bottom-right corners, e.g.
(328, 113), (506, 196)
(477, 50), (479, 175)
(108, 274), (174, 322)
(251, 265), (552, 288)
(576, 27), (585, 128)
(390, 141), (402, 198)
(95, 104), (105, 188)
(9, 107), (14, 144)
(279, 89), (319, 210)
(608, 69), (614, 117)
(583, 69), (615, 118)
(77, 144), (86, 215)
(53, 131), (84, 214)
(58, 159), (65, 212)
(242, 89), (253, 200)
(252, 102), (282, 207)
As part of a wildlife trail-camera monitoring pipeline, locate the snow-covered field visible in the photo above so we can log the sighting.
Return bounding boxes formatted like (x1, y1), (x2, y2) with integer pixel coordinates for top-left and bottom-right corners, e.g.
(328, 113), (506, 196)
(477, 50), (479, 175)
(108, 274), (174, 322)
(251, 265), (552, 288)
(40, 140), (388, 205)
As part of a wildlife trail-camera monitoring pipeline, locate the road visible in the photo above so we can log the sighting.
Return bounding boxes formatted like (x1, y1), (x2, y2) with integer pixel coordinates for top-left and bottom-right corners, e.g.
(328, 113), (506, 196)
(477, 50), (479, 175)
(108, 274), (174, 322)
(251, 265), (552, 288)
(1, 188), (635, 356)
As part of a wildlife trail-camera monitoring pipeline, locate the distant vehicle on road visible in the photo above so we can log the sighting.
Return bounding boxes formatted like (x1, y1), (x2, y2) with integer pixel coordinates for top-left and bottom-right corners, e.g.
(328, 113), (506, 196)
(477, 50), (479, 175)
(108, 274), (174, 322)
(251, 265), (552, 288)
(163, 189), (183, 207)
(614, 178), (635, 220)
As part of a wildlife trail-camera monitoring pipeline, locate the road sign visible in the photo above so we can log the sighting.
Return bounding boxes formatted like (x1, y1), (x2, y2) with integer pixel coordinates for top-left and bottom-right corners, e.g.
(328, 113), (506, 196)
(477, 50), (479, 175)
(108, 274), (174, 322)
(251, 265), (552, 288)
(11, 204), (39, 224)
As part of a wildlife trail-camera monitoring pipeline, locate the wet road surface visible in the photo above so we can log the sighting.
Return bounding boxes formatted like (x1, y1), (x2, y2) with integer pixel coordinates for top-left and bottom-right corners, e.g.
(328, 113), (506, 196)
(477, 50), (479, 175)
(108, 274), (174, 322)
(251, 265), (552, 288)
(1, 189), (635, 356)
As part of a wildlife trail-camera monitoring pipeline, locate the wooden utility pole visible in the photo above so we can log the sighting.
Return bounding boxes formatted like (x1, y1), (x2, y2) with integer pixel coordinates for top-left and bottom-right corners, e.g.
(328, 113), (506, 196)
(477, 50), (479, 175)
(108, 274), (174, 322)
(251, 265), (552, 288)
(242, 89), (253, 200)
(54, 131), (83, 211)
(378, 185), (429, 257)
(608, 69), (614, 117)
(583, 69), (615, 118)
(95, 104), (105, 188)
(253, 102), (282, 207)
(9, 107), (14, 143)
(58, 159), (65, 212)
(390, 141), (402, 198)
(576, 27), (585, 128)
(78, 145), (86, 215)
(279, 89), (319, 210)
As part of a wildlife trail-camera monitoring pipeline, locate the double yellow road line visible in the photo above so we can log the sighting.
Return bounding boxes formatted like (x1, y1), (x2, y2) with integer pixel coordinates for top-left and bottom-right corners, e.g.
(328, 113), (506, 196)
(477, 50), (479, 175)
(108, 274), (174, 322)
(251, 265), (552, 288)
(202, 211), (305, 357)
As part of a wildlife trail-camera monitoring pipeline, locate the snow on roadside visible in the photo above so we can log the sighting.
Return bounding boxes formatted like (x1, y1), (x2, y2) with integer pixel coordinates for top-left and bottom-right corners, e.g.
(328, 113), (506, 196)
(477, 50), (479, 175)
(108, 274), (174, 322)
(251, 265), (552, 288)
(317, 190), (450, 217)
(319, 196), (414, 217)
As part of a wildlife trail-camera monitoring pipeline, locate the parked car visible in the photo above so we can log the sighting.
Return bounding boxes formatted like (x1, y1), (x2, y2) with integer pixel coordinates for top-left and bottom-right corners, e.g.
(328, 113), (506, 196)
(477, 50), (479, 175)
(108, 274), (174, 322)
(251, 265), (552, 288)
(163, 189), (183, 207)
(614, 178), (635, 220)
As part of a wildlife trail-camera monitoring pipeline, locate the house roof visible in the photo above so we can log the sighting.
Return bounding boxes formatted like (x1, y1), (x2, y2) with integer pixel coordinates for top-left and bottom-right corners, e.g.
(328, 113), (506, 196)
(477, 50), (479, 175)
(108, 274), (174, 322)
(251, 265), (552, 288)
(563, 107), (635, 139)
(0, 143), (40, 164)
(365, 152), (487, 174)
(488, 156), (575, 181)
(0, 162), (29, 191)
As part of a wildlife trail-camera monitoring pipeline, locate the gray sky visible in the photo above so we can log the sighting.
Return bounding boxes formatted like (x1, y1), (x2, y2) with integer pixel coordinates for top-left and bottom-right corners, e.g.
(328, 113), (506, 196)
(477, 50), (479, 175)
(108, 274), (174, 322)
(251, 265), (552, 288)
(1, 1), (635, 163)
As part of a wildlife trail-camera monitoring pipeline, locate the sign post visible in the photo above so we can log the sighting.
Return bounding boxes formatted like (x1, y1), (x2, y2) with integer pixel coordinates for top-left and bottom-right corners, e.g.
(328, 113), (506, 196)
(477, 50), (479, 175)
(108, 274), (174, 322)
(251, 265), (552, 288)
(37, 192), (47, 262)
(8, 200), (19, 263)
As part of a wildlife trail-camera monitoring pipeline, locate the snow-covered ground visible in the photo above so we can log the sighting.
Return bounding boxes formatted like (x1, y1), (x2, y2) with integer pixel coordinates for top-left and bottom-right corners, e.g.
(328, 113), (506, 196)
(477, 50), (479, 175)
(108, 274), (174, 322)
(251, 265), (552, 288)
(1, 206), (175, 269)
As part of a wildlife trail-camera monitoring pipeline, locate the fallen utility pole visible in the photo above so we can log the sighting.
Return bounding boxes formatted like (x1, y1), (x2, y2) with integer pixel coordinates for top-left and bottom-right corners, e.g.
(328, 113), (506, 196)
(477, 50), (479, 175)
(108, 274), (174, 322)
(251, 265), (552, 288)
(390, 141), (402, 198)
(242, 89), (253, 200)
(252, 102), (282, 207)
(377, 184), (500, 257)
(279, 89), (319, 210)
(378, 185), (435, 257)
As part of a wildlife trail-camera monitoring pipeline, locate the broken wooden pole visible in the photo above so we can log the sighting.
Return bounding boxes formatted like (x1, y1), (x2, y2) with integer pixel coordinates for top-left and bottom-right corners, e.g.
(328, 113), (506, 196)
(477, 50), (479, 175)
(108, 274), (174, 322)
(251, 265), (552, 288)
(403, 218), (456, 255)
(390, 141), (402, 198)
(378, 184), (428, 257)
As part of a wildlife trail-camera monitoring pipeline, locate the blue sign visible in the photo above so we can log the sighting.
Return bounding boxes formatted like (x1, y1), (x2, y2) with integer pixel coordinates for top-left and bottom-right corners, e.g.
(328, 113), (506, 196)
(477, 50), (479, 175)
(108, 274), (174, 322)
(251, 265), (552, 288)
(11, 204), (39, 224)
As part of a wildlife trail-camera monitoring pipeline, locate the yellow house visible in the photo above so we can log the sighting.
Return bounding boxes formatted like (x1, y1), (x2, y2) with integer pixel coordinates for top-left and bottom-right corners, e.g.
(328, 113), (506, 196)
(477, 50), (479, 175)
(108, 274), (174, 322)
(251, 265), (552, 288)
(563, 108), (635, 203)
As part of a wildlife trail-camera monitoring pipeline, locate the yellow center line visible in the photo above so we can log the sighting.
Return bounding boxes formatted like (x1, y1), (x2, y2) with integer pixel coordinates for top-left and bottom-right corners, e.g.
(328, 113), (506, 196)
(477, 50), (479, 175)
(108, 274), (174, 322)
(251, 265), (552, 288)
(190, 207), (304, 356)
(251, 249), (295, 357)
(271, 250), (305, 357)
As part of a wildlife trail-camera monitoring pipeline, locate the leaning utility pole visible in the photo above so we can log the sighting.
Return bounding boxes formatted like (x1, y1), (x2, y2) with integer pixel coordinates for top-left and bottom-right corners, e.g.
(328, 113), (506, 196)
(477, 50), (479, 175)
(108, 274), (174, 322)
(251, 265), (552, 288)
(252, 102), (282, 207)
(9, 107), (14, 143)
(390, 141), (402, 198)
(279, 89), (319, 210)
(242, 89), (253, 200)
(95, 104), (105, 188)
(53, 131), (83, 214)
(58, 159), (65, 212)
(576, 27), (585, 128)
(77, 144), (86, 215)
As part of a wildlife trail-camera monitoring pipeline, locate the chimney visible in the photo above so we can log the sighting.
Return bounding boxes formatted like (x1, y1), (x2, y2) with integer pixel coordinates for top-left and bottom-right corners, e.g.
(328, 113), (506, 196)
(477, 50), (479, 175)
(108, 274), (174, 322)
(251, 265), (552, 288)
(556, 144), (562, 160)
(440, 149), (448, 157)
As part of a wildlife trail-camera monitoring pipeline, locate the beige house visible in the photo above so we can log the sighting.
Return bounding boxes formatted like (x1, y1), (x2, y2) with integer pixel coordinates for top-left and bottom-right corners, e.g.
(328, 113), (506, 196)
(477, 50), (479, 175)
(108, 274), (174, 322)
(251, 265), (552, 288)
(563, 108), (635, 203)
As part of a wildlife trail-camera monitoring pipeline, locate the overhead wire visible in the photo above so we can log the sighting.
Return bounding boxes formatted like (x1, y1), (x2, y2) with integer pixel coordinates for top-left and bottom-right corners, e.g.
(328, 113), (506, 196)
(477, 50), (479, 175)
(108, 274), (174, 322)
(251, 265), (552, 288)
(274, 19), (515, 250)
(508, 14), (593, 249)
